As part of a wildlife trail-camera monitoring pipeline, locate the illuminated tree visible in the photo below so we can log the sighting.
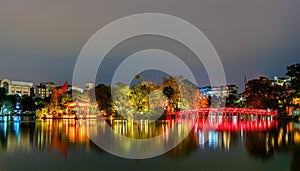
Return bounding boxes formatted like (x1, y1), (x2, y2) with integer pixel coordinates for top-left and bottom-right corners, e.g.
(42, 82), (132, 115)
(60, 92), (73, 104)
(112, 82), (134, 118)
(244, 77), (279, 109)
(162, 76), (201, 110)
(199, 94), (209, 108)
(34, 97), (48, 110)
(178, 78), (200, 109)
(129, 81), (158, 113)
(148, 89), (166, 119)
(0, 94), (18, 114)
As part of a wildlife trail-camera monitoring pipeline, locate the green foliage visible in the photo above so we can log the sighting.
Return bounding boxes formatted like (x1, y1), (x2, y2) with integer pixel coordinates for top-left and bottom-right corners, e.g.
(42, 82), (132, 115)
(0, 94), (19, 114)
(177, 78), (200, 109)
(112, 82), (133, 117)
(60, 92), (73, 104)
(34, 97), (48, 109)
(225, 94), (238, 107)
(129, 81), (157, 112)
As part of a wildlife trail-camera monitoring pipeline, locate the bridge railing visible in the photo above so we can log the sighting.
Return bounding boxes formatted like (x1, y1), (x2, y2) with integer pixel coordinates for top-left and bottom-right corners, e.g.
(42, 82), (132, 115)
(169, 107), (277, 116)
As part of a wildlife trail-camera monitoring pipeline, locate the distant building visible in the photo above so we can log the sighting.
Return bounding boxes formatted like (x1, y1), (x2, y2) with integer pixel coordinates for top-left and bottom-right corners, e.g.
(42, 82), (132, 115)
(273, 76), (291, 86)
(85, 82), (94, 90)
(36, 82), (56, 99)
(66, 85), (84, 93)
(199, 84), (238, 97)
(0, 78), (34, 96)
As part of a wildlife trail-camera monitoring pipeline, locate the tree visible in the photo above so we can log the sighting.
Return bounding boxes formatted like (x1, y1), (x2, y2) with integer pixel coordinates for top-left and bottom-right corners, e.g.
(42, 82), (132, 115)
(60, 92), (73, 104)
(1, 100), (14, 114)
(162, 76), (201, 110)
(0, 88), (6, 113)
(134, 74), (141, 84)
(244, 77), (280, 109)
(178, 78), (200, 109)
(0, 94), (19, 114)
(163, 86), (174, 99)
(235, 95), (247, 108)
(20, 95), (35, 112)
(210, 95), (222, 108)
(286, 63), (300, 91)
(129, 81), (158, 112)
(225, 94), (238, 107)
(199, 94), (209, 108)
(285, 63), (300, 113)
(112, 82), (134, 118)
(162, 76), (181, 111)
(95, 84), (113, 115)
(112, 81), (166, 119)
(0, 88), (5, 98)
(34, 97), (48, 110)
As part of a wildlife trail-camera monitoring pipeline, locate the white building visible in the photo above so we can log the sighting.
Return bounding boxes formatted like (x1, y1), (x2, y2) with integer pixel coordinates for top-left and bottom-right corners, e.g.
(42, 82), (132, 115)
(0, 78), (34, 96)
(199, 84), (238, 97)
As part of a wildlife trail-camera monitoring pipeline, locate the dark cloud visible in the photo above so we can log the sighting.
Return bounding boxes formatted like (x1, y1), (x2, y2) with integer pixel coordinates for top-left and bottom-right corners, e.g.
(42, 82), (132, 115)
(0, 0), (299, 90)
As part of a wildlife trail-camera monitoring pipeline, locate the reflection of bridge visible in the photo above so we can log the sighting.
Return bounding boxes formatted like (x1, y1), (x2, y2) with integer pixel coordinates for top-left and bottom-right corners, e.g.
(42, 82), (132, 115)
(195, 120), (278, 131)
(169, 108), (277, 121)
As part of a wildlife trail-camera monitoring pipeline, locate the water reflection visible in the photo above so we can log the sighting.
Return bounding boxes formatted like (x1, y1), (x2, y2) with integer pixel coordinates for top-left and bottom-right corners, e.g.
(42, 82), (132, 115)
(0, 119), (98, 156)
(80, 118), (196, 158)
(0, 118), (300, 165)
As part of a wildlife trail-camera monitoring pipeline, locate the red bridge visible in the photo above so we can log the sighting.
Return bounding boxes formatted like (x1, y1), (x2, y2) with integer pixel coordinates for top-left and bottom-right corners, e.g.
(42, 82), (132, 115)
(168, 107), (277, 121)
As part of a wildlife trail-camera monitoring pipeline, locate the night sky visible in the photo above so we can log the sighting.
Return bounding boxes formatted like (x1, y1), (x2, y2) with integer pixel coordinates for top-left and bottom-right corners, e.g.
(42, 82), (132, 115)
(0, 0), (299, 91)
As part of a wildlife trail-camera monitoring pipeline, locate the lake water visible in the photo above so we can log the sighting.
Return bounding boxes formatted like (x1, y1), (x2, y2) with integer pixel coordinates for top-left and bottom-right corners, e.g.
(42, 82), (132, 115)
(0, 117), (299, 171)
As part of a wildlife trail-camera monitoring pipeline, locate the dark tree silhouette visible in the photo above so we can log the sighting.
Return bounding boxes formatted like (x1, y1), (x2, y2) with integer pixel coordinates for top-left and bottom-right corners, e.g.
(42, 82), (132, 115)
(21, 95), (35, 112)
(244, 77), (282, 109)
(95, 84), (113, 115)
(286, 63), (300, 90)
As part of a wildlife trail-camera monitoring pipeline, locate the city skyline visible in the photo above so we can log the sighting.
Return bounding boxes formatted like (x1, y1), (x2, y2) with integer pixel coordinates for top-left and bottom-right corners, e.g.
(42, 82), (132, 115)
(0, 65), (295, 88)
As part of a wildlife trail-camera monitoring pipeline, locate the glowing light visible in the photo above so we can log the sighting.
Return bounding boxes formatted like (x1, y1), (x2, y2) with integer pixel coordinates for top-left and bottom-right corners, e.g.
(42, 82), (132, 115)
(198, 130), (205, 148)
(208, 131), (218, 148)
